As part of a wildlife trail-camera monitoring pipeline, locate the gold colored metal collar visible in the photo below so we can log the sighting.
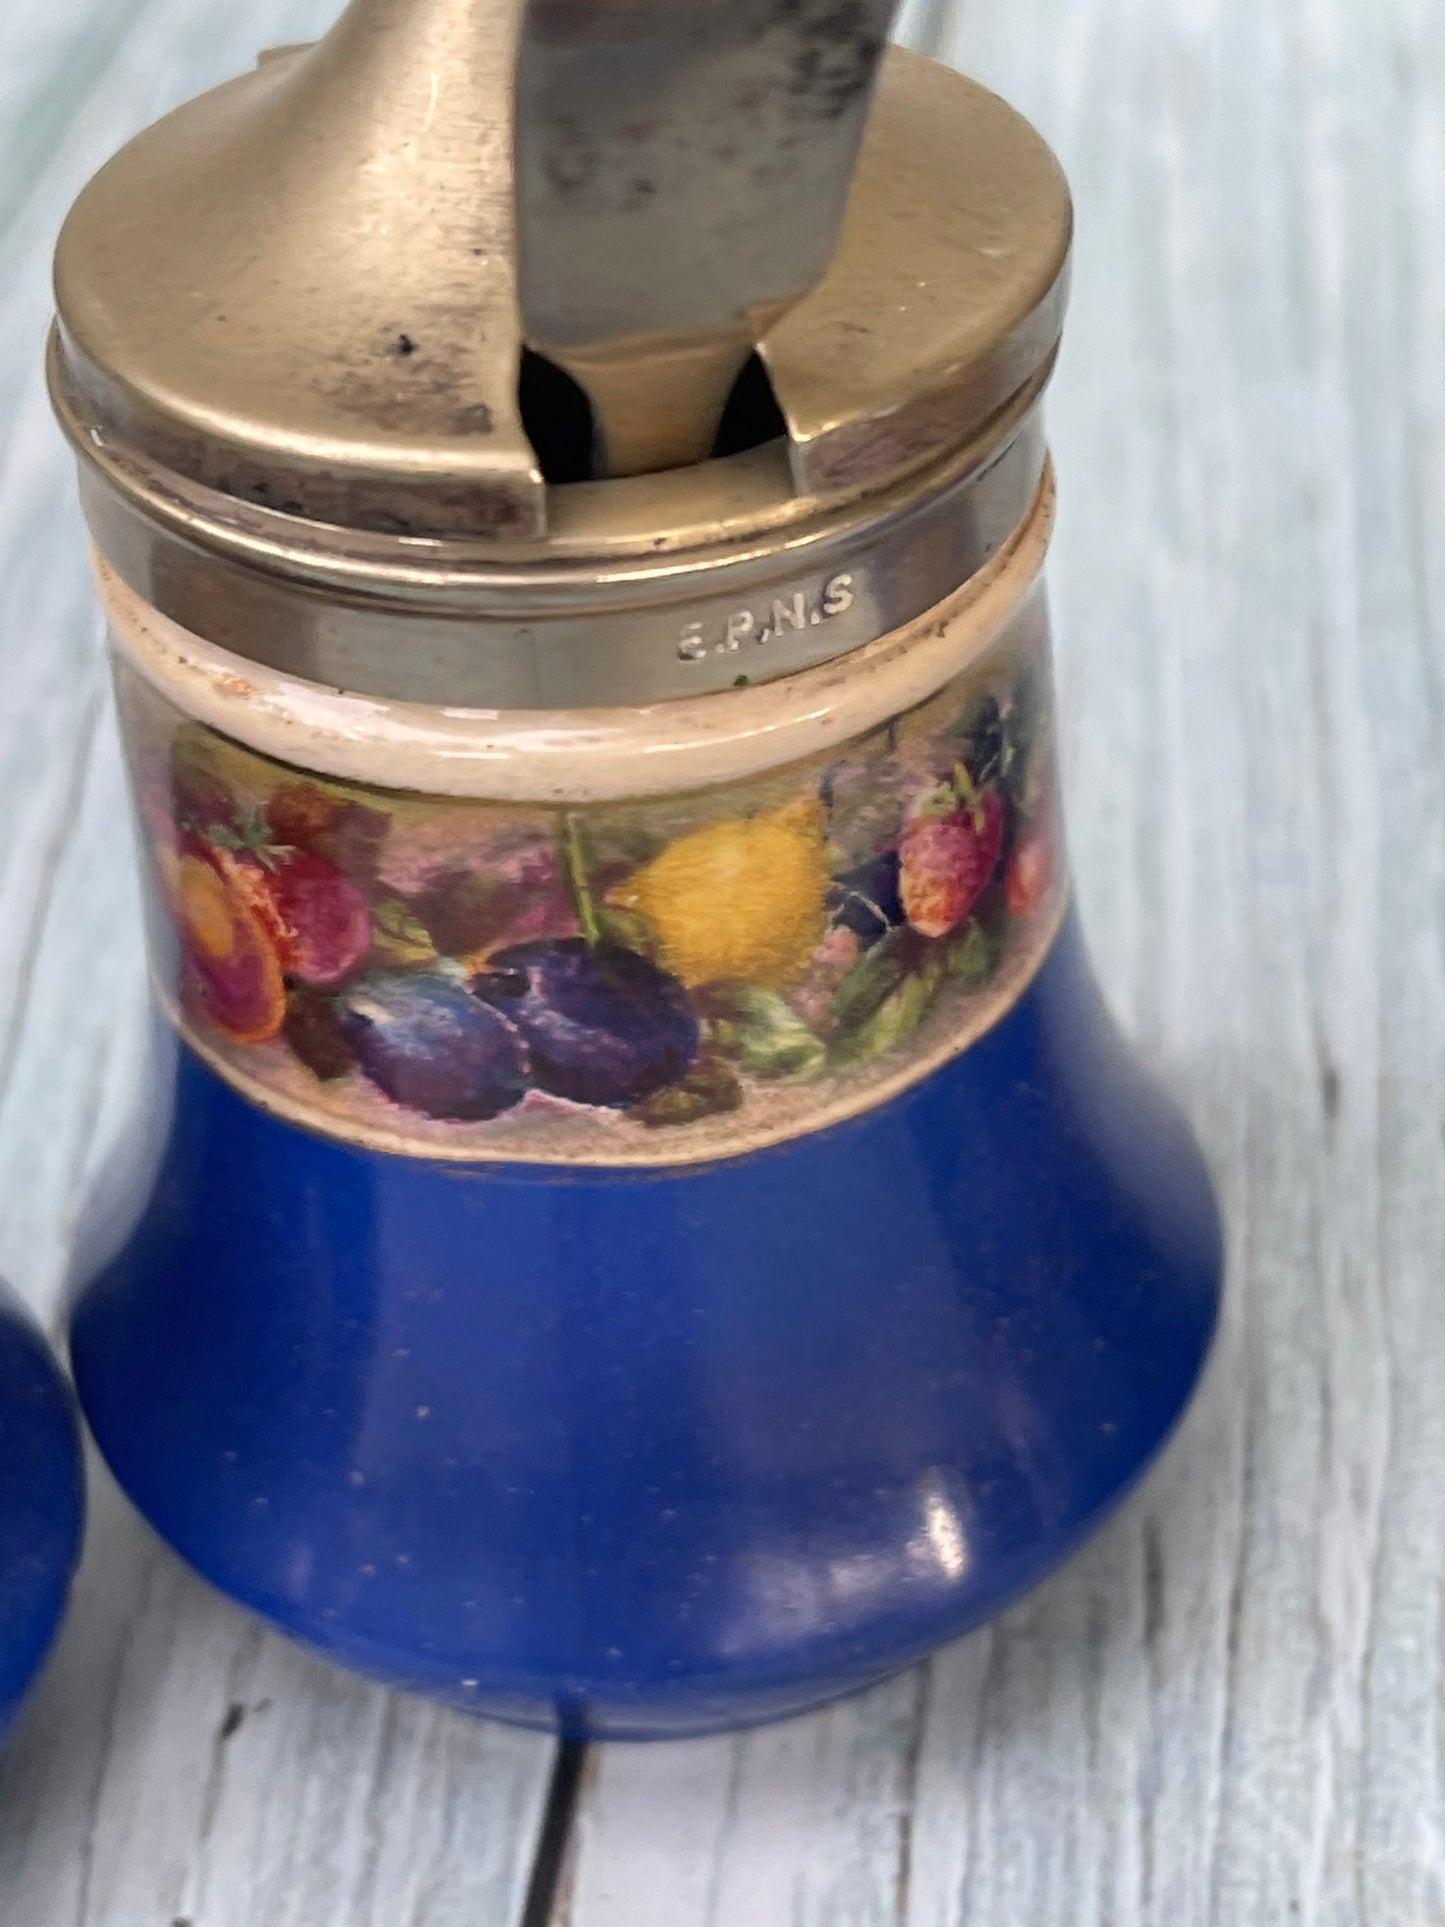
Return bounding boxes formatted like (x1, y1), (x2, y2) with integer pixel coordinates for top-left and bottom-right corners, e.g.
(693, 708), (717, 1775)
(50, 10), (1071, 706)
(58, 347), (1049, 706)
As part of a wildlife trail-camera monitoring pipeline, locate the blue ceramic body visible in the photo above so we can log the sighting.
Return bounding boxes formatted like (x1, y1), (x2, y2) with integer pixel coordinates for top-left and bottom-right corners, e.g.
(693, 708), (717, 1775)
(69, 911), (1219, 1737)
(0, 1286), (83, 1740)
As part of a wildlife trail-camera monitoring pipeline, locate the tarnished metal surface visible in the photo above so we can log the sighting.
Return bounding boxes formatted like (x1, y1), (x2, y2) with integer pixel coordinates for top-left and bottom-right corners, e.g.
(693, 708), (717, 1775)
(516, 0), (899, 474)
(50, 2), (1070, 706)
(69, 389), (1047, 706)
(54, 0), (548, 538)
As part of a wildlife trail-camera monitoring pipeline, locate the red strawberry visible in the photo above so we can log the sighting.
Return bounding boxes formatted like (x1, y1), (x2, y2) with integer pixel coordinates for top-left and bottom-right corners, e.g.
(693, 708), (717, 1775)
(212, 847), (372, 985)
(899, 786), (1005, 939)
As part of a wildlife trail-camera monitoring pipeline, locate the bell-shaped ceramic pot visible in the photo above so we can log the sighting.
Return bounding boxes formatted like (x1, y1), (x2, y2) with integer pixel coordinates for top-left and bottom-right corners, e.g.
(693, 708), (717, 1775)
(52, 2), (1221, 1737)
(0, 1283), (83, 1739)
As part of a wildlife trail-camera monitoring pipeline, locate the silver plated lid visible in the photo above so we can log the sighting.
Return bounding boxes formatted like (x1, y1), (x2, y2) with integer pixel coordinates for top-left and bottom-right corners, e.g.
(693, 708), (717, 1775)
(50, 2), (1071, 706)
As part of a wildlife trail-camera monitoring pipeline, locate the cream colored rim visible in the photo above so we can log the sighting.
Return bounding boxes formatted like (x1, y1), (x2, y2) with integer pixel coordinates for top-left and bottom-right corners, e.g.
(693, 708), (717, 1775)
(98, 470), (1053, 804)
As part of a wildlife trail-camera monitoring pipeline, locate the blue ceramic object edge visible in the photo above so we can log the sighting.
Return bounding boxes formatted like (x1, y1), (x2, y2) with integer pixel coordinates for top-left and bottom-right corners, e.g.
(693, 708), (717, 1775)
(70, 911), (1221, 1738)
(0, 1289), (85, 1741)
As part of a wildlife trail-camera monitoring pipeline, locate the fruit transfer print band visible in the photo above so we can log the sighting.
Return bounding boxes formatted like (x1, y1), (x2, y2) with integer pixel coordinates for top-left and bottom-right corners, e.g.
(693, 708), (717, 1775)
(113, 595), (1067, 1167)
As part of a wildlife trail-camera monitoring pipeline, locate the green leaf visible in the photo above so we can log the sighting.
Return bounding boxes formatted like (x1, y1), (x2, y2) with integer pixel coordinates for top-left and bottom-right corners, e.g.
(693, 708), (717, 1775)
(634, 1059), (744, 1128)
(694, 982), (826, 1081)
(831, 933), (944, 1065)
(559, 813), (602, 948)
(594, 904), (659, 959)
(830, 926), (917, 1033)
(945, 916), (1003, 989)
(371, 895), (437, 966)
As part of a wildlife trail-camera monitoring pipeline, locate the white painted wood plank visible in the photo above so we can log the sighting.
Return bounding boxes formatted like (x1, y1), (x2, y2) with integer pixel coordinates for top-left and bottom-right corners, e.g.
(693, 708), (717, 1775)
(0, 5), (559, 1923)
(557, 1670), (928, 1927)
(555, 0), (1445, 1922)
(891, 0), (950, 57)
(2, 0), (1441, 1922)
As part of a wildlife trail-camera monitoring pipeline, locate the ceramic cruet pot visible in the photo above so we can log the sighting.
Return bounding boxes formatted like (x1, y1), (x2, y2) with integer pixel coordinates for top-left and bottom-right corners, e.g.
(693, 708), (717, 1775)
(48, 0), (1222, 1738)
(0, 1280), (84, 1740)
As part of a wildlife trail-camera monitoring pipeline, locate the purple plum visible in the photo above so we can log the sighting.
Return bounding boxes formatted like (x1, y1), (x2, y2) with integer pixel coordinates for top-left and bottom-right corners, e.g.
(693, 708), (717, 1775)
(339, 972), (528, 1121)
(472, 938), (698, 1109)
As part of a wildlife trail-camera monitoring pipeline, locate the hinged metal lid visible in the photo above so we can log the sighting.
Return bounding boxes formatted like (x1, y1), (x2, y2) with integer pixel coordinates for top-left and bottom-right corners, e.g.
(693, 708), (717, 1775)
(50, 0), (1071, 706)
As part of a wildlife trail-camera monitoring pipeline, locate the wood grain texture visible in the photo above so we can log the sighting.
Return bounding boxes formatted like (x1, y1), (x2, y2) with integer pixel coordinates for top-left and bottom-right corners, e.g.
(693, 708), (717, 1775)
(0, 5), (559, 1923)
(0, 0), (1440, 1923)
(551, 1), (1445, 1924)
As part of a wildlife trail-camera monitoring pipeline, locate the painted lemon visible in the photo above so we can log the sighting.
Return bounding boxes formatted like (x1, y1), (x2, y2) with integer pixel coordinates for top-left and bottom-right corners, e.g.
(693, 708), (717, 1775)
(611, 798), (829, 987)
